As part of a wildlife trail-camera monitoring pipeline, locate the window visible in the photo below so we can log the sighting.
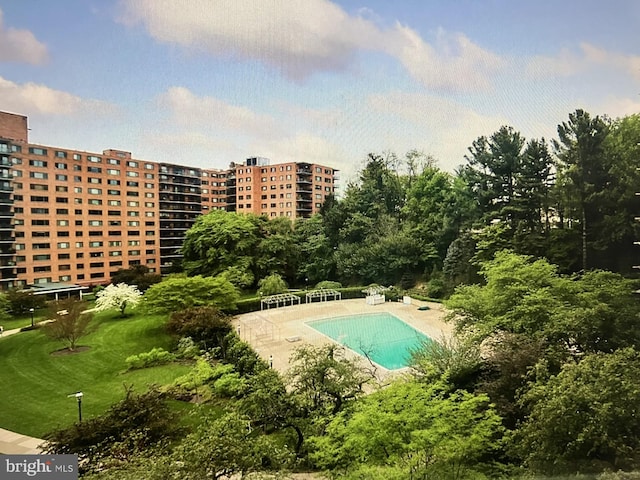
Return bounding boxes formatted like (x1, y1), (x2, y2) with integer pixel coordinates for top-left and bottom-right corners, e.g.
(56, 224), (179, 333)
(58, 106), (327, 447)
(127, 161), (138, 168)
(145, 212), (154, 217)
(126, 181), (139, 187)
(87, 155), (101, 163)
(31, 219), (49, 226)
(128, 250), (140, 256)
(88, 231), (103, 237)
(31, 207), (49, 214)
(126, 171), (139, 177)
(29, 147), (47, 156)
(57, 220), (69, 226)
(88, 209), (102, 215)
(30, 184), (48, 191)
(107, 169), (120, 175)
(127, 211), (139, 216)
(145, 183), (154, 189)
(127, 191), (139, 197)
(88, 199), (102, 205)
(58, 253), (70, 259)
(90, 252), (104, 258)
(91, 272), (106, 279)
(127, 221), (139, 226)
(55, 151), (67, 159)
(33, 254), (51, 261)
(75, 242), (84, 248)
(109, 251), (122, 257)
(28, 159), (47, 167)
(144, 202), (154, 208)
(30, 172), (48, 179)
(55, 174), (68, 181)
(109, 261), (123, 267)
(145, 173), (154, 179)
(127, 201), (139, 207)
(88, 188), (102, 195)
(57, 208), (69, 215)
(107, 158), (120, 165)
(34, 266), (52, 273)
(108, 241), (122, 247)
(108, 189), (121, 195)
(90, 262), (104, 268)
(108, 210), (121, 216)
(73, 153), (81, 160)
(32, 232), (49, 238)
(33, 242), (51, 249)
(88, 177), (102, 183)
(128, 240), (140, 246)
(88, 220), (103, 226)
(108, 200), (121, 206)
(56, 197), (69, 204)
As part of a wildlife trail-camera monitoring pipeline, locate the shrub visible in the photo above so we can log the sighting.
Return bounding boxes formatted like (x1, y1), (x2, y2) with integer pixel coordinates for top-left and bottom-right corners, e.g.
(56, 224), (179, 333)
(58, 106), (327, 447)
(167, 306), (232, 349)
(175, 337), (201, 359)
(5, 289), (47, 315)
(257, 273), (288, 296)
(315, 280), (342, 289)
(221, 333), (268, 377)
(125, 348), (176, 370)
(43, 387), (181, 474)
(213, 372), (248, 398)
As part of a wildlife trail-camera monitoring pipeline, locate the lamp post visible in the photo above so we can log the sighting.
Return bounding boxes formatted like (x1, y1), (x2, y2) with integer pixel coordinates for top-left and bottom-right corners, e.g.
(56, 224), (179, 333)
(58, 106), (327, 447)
(67, 392), (83, 422)
(29, 308), (34, 328)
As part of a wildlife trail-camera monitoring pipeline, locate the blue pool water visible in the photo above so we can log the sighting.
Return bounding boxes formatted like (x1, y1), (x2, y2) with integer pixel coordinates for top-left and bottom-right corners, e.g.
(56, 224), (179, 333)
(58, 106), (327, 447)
(306, 312), (429, 370)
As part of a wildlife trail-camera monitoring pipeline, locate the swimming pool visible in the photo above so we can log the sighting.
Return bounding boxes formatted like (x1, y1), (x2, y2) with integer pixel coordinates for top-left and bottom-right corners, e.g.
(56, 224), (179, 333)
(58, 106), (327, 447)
(306, 312), (429, 370)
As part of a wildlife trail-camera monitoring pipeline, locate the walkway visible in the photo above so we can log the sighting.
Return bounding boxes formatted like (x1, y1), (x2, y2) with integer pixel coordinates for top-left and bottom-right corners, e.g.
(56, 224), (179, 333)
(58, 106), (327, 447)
(0, 428), (44, 454)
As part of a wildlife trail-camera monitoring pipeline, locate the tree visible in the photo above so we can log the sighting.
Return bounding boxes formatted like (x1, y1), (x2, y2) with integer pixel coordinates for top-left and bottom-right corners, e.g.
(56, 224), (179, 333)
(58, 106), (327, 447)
(287, 343), (371, 416)
(43, 299), (93, 351)
(554, 109), (611, 270)
(0, 292), (10, 322)
(142, 275), (239, 314)
(164, 412), (291, 479)
(5, 288), (47, 316)
(43, 386), (181, 475)
(446, 251), (640, 356)
(309, 379), (503, 479)
(167, 306), (232, 348)
(181, 210), (262, 285)
(95, 283), (142, 317)
(257, 273), (288, 296)
(111, 265), (161, 292)
(514, 348), (640, 475)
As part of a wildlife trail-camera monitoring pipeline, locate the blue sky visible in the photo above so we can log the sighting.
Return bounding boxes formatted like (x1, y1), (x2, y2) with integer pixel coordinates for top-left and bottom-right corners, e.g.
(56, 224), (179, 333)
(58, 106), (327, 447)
(1, 1), (638, 183)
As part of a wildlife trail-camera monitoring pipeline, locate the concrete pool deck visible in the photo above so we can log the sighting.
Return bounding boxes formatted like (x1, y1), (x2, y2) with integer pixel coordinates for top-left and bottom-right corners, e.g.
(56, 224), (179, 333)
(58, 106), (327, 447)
(234, 297), (452, 379)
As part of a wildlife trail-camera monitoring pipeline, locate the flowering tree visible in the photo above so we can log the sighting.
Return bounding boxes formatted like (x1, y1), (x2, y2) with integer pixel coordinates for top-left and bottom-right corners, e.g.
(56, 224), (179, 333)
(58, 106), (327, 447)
(95, 283), (142, 317)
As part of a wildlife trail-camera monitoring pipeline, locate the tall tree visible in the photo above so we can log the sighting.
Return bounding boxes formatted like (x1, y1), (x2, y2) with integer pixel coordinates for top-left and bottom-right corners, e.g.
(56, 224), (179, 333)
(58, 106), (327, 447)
(43, 299), (93, 351)
(554, 109), (610, 270)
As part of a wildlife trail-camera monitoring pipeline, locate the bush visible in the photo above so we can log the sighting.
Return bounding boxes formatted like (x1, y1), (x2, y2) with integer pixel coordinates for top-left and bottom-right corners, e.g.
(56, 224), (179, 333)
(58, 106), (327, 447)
(221, 333), (268, 377)
(315, 281), (342, 289)
(257, 274), (288, 296)
(43, 387), (181, 474)
(175, 337), (201, 359)
(167, 306), (232, 349)
(233, 297), (262, 314)
(125, 348), (176, 370)
(213, 372), (248, 398)
(5, 289), (47, 316)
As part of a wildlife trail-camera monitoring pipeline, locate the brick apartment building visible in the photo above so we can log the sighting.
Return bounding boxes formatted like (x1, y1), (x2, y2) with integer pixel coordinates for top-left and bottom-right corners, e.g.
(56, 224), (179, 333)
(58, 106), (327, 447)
(0, 111), (338, 290)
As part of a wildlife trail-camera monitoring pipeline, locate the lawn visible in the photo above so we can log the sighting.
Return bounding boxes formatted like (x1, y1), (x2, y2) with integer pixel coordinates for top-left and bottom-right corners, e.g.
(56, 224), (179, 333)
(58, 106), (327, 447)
(0, 309), (191, 438)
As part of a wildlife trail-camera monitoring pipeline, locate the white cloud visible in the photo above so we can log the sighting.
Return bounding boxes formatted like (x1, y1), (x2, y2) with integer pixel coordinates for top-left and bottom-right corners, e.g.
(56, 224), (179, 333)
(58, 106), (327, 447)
(527, 42), (640, 82)
(367, 91), (508, 170)
(0, 8), (48, 64)
(117, 0), (503, 91)
(157, 86), (284, 138)
(0, 76), (115, 116)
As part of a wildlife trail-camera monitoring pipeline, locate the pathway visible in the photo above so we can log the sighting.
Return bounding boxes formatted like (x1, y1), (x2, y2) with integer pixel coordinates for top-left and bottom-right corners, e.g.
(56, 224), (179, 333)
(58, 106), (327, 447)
(0, 428), (44, 454)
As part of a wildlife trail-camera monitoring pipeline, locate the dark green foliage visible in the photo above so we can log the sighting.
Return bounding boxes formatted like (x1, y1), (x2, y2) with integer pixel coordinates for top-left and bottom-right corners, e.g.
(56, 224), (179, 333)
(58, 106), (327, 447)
(111, 265), (162, 292)
(5, 288), (47, 315)
(514, 348), (640, 474)
(315, 280), (342, 289)
(143, 274), (239, 313)
(221, 332), (269, 377)
(43, 387), (181, 473)
(167, 306), (232, 348)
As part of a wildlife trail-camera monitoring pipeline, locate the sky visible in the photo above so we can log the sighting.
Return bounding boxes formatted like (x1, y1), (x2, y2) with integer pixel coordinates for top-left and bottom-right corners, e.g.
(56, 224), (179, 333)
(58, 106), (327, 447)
(0, 0), (639, 184)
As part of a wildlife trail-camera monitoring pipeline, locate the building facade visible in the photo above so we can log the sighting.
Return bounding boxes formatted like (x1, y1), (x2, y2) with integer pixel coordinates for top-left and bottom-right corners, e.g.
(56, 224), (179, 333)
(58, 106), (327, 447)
(0, 111), (338, 290)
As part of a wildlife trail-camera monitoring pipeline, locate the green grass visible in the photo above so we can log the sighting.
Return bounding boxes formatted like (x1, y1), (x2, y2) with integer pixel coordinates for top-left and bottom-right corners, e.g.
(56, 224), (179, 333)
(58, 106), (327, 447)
(1, 309), (48, 331)
(0, 309), (191, 438)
